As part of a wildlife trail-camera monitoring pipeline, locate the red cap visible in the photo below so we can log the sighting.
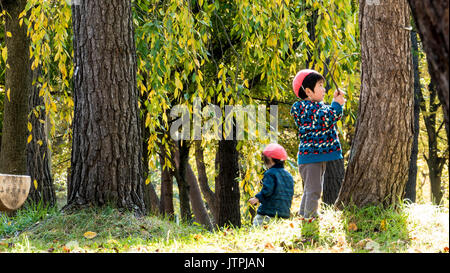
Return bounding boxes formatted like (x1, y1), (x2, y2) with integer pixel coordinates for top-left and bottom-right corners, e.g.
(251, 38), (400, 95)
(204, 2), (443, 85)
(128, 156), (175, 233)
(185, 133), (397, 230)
(263, 143), (288, 161)
(292, 69), (317, 98)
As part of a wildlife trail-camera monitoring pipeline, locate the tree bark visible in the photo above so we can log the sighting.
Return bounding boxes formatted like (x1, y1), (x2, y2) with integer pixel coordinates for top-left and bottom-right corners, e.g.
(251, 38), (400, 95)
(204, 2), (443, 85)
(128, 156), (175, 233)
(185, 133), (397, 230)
(65, 0), (145, 214)
(141, 113), (159, 215)
(159, 139), (174, 218)
(335, 0), (414, 209)
(26, 66), (56, 208)
(194, 140), (218, 222)
(408, 0), (449, 139)
(0, 0), (30, 175)
(418, 81), (446, 205)
(322, 159), (345, 206)
(186, 162), (213, 230)
(405, 29), (421, 203)
(173, 141), (192, 222)
(215, 138), (241, 228)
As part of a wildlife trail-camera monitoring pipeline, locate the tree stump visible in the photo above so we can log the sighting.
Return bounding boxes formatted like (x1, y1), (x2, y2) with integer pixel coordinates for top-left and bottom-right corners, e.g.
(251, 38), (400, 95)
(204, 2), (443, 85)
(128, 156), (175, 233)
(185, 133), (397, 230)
(0, 174), (31, 212)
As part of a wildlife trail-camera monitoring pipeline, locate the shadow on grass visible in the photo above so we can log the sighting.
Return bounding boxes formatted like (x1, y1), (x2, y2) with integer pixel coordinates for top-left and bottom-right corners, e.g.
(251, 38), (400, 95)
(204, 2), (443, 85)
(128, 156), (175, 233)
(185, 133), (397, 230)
(1, 205), (206, 252)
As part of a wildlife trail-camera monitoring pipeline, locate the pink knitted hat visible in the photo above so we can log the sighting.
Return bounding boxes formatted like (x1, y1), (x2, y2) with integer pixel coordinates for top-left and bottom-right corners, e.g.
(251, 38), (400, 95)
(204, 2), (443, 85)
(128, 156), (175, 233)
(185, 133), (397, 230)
(292, 69), (318, 98)
(263, 143), (288, 161)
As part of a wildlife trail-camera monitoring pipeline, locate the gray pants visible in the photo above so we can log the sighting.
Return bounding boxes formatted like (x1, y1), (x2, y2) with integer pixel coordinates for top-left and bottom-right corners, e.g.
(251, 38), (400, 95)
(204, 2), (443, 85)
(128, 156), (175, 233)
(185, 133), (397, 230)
(298, 162), (327, 218)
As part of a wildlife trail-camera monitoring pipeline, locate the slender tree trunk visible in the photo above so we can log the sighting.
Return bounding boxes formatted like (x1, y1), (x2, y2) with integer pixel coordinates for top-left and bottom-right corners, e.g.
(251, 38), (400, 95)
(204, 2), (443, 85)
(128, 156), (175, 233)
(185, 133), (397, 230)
(418, 81), (446, 205)
(186, 162), (213, 230)
(173, 141), (192, 222)
(336, 0), (414, 209)
(322, 159), (345, 206)
(408, 0), (449, 139)
(0, 0), (30, 175)
(65, 0), (145, 214)
(159, 136), (174, 218)
(141, 112), (159, 215)
(194, 140), (217, 222)
(405, 29), (421, 203)
(26, 66), (56, 208)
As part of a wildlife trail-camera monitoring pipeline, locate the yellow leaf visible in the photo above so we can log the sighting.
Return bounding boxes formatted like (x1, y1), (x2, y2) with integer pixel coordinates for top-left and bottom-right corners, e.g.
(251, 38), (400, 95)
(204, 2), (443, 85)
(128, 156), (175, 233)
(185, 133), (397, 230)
(7, 89), (11, 102)
(267, 35), (277, 47)
(347, 222), (358, 231)
(28, 122), (32, 132)
(6, 32), (12, 38)
(2, 47), (7, 62)
(264, 242), (274, 249)
(33, 179), (38, 190)
(380, 219), (387, 231)
(27, 134), (32, 144)
(175, 73), (183, 90)
(217, 68), (224, 79)
(83, 231), (97, 239)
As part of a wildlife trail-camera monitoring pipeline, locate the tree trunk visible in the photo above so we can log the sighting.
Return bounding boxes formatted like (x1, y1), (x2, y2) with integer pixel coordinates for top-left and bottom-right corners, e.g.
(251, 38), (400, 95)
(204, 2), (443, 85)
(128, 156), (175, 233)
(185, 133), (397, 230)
(194, 140), (217, 222)
(173, 141), (192, 222)
(405, 29), (421, 203)
(335, 0), (414, 209)
(215, 138), (241, 228)
(186, 163), (213, 230)
(408, 0), (449, 139)
(0, 0), (30, 175)
(418, 81), (446, 205)
(26, 66), (56, 208)
(322, 159), (344, 206)
(159, 140), (174, 218)
(65, 0), (145, 214)
(141, 112), (159, 215)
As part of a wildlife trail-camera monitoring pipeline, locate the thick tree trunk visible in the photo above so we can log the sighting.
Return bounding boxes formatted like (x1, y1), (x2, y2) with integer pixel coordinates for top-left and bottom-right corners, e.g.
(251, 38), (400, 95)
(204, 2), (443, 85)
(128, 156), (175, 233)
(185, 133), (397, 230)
(26, 66), (56, 208)
(65, 0), (145, 214)
(0, 0), (30, 175)
(215, 139), (241, 228)
(335, 0), (414, 209)
(408, 0), (449, 139)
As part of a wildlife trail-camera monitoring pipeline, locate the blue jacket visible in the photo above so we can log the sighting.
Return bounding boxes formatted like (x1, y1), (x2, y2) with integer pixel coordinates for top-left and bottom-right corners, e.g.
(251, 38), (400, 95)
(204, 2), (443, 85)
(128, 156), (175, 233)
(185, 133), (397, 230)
(255, 164), (294, 218)
(290, 100), (344, 164)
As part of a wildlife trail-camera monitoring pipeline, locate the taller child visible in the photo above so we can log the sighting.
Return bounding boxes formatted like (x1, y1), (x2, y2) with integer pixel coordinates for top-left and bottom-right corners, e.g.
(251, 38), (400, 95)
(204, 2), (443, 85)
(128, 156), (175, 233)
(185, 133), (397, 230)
(290, 69), (345, 218)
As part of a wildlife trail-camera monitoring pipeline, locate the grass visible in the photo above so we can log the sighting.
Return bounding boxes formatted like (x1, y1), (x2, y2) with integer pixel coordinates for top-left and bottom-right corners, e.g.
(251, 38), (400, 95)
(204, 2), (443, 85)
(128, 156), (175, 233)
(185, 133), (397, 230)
(1, 201), (448, 253)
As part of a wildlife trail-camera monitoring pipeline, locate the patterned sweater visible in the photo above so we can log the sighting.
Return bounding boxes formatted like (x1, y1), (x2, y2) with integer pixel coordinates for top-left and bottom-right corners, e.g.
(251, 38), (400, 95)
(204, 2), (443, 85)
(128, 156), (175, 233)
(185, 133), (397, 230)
(290, 100), (344, 164)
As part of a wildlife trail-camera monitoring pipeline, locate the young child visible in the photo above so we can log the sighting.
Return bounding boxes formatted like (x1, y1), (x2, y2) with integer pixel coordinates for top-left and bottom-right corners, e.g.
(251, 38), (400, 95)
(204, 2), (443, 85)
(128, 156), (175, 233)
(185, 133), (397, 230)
(290, 69), (345, 218)
(248, 143), (294, 226)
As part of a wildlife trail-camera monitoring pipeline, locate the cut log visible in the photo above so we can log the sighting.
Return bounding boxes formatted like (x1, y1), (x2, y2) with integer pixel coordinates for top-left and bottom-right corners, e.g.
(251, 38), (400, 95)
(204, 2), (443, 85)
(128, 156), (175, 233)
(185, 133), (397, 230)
(0, 174), (31, 212)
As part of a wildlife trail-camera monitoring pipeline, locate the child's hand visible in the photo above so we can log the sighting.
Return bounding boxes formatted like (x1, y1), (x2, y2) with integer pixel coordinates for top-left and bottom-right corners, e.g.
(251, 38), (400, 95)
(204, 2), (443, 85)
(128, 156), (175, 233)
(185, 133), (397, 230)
(248, 197), (259, 206)
(333, 89), (346, 105)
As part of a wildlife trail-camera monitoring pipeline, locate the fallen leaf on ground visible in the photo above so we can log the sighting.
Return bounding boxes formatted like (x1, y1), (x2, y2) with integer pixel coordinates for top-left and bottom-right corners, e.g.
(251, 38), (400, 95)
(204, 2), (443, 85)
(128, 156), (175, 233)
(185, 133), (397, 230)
(347, 222), (358, 231)
(380, 219), (387, 231)
(265, 242), (275, 250)
(83, 231), (97, 239)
